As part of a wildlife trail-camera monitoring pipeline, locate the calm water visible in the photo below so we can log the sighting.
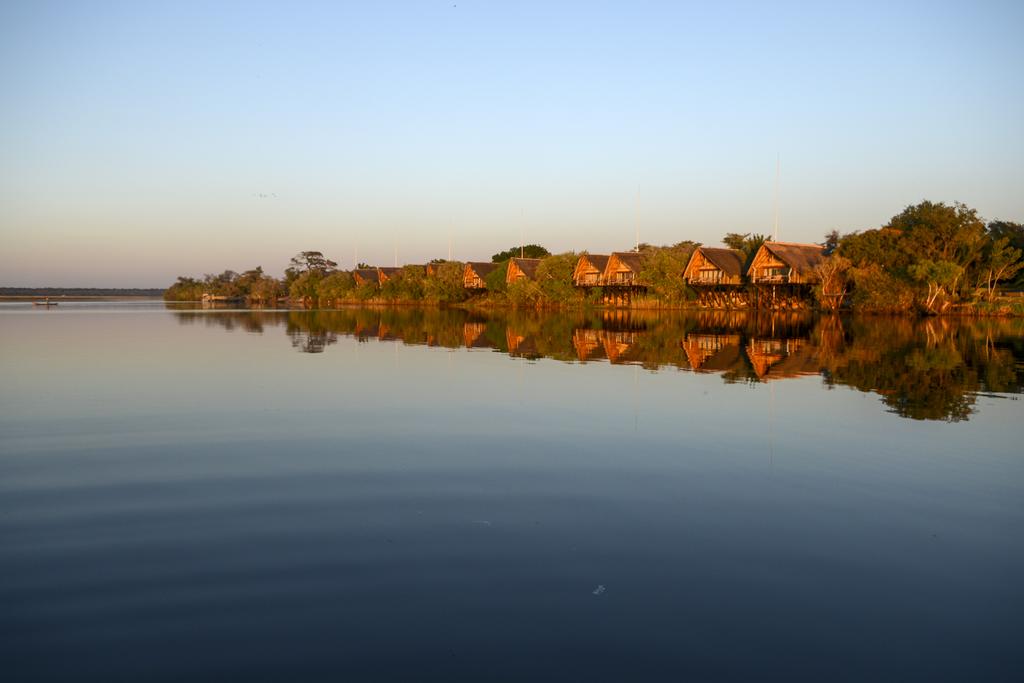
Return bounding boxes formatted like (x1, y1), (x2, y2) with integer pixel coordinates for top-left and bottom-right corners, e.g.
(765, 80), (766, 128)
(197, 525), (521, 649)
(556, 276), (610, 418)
(1, 303), (1022, 681)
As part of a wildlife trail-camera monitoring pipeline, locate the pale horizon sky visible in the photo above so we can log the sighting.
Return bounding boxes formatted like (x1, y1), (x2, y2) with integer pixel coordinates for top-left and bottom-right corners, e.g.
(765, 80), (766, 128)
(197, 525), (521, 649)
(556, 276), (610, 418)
(2, 1), (1022, 287)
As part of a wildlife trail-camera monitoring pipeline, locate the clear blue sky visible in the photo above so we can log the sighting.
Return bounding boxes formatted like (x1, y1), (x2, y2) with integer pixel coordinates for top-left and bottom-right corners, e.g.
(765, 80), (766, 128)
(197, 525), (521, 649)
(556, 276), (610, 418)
(2, 0), (1022, 286)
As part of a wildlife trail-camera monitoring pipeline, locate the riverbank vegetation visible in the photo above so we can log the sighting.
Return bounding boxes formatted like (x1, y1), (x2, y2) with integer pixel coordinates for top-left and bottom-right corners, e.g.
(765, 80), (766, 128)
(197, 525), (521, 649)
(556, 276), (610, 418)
(164, 200), (1023, 316)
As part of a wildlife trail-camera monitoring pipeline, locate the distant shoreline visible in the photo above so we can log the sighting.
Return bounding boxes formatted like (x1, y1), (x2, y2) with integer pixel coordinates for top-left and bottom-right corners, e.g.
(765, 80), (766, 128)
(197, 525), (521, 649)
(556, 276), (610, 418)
(0, 295), (164, 302)
(0, 288), (164, 298)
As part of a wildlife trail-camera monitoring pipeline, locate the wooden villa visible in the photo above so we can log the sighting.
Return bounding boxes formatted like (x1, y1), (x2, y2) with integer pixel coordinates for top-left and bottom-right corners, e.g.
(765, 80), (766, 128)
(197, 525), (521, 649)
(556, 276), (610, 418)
(684, 247), (745, 286)
(599, 251), (646, 305)
(746, 241), (825, 308)
(463, 262), (499, 290)
(747, 242), (825, 285)
(506, 258), (542, 285)
(602, 252), (645, 287)
(353, 268), (382, 287)
(572, 254), (610, 287)
(684, 247), (748, 308)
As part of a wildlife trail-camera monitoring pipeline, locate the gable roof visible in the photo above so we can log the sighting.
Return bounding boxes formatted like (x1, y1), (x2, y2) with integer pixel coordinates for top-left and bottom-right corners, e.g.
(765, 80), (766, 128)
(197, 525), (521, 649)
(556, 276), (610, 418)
(697, 247), (745, 277)
(579, 254), (609, 272)
(377, 267), (402, 279)
(510, 257), (542, 279)
(609, 251), (644, 272)
(466, 262), (499, 278)
(353, 268), (380, 284)
(760, 242), (825, 275)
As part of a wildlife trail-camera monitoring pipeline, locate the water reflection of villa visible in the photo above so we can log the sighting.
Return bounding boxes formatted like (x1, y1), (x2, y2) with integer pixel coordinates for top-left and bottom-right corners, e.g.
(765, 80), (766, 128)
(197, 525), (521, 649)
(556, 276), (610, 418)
(171, 306), (1024, 421)
(745, 337), (820, 380)
(681, 334), (743, 371)
(462, 322), (490, 348)
(602, 329), (642, 364)
(572, 328), (607, 362)
(506, 328), (541, 358)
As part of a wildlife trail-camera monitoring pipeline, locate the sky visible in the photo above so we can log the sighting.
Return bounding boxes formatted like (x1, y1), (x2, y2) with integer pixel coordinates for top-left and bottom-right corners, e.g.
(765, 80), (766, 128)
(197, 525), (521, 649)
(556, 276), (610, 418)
(1, 0), (1022, 287)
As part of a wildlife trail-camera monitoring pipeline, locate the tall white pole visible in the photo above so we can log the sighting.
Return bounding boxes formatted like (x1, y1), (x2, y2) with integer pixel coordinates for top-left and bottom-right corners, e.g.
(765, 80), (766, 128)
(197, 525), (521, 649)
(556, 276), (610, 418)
(773, 153), (780, 242)
(635, 184), (640, 251)
(520, 207), (524, 258)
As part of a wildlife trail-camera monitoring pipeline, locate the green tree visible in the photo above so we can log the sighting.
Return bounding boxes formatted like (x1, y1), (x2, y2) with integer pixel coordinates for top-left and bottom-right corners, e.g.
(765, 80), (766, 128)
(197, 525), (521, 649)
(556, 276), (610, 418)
(890, 201), (986, 298)
(380, 265), (427, 301)
(163, 276), (204, 301)
(909, 259), (964, 314)
(491, 244), (550, 262)
(289, 270), (324, 305)
(813, 255), (852, 311)
(484, 261), (509, 292)
(534, 253), (583, 304)
(285, 251), (338, 286)
(976, 237), (1023, 300)
(722, 233), (767, 267)
(639, 242), (698, 303)
(423, 262), (468, 303)
(203, 270), (241, 297)
(317, 271), (356, 305)
(987, 220), (1024, 251)
(847, 264), (916, 312)
(987, 221), (1024, 287)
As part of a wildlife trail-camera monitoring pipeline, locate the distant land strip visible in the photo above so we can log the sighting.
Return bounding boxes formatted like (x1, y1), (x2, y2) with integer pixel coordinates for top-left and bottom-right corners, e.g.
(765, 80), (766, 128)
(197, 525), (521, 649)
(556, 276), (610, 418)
(0, 287), (165, 297)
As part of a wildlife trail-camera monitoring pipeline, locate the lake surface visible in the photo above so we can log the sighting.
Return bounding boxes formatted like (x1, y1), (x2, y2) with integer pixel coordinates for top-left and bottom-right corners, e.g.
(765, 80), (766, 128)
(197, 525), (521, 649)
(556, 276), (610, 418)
(1, 303), (1022, 681)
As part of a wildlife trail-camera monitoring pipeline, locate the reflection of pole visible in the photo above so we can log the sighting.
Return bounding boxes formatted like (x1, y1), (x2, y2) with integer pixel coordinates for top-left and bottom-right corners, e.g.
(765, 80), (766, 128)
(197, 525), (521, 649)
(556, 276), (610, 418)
(769, 380), (776, 469)
(633, 364), (639, 432)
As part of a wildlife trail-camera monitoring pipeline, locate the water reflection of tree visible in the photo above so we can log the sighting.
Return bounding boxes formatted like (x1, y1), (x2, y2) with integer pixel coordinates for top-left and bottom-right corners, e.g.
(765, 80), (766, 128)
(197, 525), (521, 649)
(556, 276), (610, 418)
(168, 304), (1023, 421)
(819, 317), (1023, 421)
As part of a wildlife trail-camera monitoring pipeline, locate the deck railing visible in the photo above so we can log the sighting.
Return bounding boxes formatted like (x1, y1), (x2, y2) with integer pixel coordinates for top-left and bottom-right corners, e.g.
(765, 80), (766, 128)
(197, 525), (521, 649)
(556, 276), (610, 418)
(752, 274), (792, 284)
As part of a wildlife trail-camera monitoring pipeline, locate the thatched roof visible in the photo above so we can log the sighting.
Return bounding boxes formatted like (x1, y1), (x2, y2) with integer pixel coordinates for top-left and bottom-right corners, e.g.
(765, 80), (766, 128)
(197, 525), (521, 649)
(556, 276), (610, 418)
(698, 247), (744, 277)
(510, 258), (542, 279)
(610, 251), (644, 272)
(762, 242), (825, 275)
(580, 254), (609, 271)
(353, 268), (380, 284)
(466, 262), (499, 278)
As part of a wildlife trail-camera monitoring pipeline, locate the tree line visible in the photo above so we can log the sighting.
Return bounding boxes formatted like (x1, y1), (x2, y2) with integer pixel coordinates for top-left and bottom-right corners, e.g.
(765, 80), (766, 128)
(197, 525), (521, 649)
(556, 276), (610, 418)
(164, 200), (1023, 315)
